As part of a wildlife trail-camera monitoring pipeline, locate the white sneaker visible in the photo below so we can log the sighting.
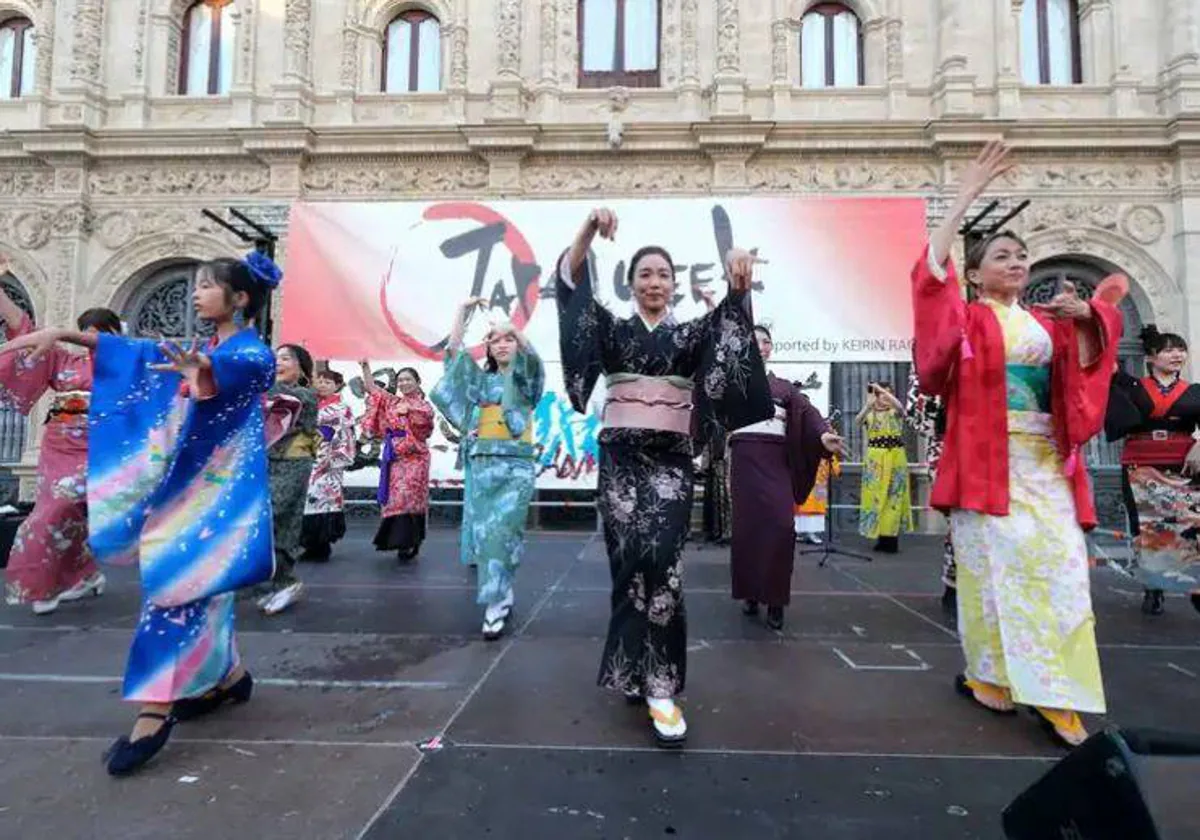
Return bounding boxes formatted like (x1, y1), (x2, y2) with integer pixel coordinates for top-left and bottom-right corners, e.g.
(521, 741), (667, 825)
(60, 572), (106, 602)
(262, 582), (304, 615)
(482, 589), (514, 640)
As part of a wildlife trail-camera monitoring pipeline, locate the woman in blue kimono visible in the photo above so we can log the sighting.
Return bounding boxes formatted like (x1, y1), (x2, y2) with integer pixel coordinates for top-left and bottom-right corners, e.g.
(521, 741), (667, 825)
(0, 254), (279, 775)
(556, 207), (774, 748)
(432, 298), (544, 640)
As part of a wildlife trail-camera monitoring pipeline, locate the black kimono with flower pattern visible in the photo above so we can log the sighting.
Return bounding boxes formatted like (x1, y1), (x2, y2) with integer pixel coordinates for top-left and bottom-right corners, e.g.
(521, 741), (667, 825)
(556, 255), (773, 699)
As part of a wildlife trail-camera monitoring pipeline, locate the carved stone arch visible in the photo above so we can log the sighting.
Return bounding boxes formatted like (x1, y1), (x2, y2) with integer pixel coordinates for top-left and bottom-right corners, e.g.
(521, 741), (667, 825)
(0, 240), (49, 325)
(87, 232), (237, 312)
(1023, 228), (1181, 331)
(792, 0), (883, 22)
(351, 0), (451, 92)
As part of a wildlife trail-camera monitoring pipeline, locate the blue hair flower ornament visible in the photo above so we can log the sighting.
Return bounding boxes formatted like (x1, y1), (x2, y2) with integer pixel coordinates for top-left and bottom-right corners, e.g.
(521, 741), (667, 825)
(243, 250), (283, 289)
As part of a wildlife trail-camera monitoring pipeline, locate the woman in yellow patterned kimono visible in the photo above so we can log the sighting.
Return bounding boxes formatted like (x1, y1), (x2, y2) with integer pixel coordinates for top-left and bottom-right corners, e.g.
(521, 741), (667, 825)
(913, 141), (1122, 748)
(856, 382), (913, 553)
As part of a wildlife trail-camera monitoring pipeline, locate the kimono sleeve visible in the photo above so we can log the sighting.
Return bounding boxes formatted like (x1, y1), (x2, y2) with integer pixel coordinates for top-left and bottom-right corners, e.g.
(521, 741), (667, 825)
(1104, 369), (1150, 442)
(555, 250), (617, 414)
(87, 334), (187, 565)
(395, 398), (435, 457)
(677, 290), (774, 442)
(502, 347), (545, 438)
(431, 349), (483, 435)
(0, 313), (67, 413)
(1055, 298), (1123, 446)
(329, 405), (357, 470)
(361, 390), (391, 438)
(912, 245), (967, 397)
(783, 384), (829, 504)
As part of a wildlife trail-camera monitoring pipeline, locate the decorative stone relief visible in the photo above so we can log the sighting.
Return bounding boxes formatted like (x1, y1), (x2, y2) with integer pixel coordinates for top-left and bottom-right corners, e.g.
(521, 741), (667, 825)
(1021, 203), (1120, 233)
(1121, 205), (1167, 245)
(496, 0), (522, 77)
(747, 161), (939, 192)
(34, 0), (54, 94)
(680, 0), (699, 83)
(236, 1), (256, 87)
(88, 165), (271, 197)
(770, 21), (789, 83)
(449, 23), (468, 88)
(716, 0), (740, 75)
(69, 0), (106, 85)
(47, 241), (76, 326)
(94, 208), (241, 251)
(283, 0), (313, 81)
(557, 0), (576, 86)
(521, 162), (713, 194)
(659, 0), (678, 88)
(0, 169), (56, 198)
(133, 0), (149, 82)
(990, 161), (1174, 191)
(89, 232), (239, 304)
(340, 24), (359, 88)
(10, 210), (53, 250)
(301, 160), (489, 195)
(885, 18), (903, 81)
(538, 0), (557, 83)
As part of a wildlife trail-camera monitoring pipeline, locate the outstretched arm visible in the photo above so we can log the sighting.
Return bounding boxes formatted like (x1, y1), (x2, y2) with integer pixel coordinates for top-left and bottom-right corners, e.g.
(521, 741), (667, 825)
(928, 139), (1015, 271)
(0, 327), (97, 362)
(448, 297), (486, 352)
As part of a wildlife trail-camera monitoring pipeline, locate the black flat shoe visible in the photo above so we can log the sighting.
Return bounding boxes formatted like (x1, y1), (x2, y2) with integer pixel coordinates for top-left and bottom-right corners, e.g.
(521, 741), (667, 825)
(172, 672), (254, 722)
(766, 606), (784, 630)
(1191, 593), (1200, 615)
(941, 585), (957, 615)
(104, 712), (176, 776)
(742, 600), (759, 617)
(1142, 589), (1165, 616)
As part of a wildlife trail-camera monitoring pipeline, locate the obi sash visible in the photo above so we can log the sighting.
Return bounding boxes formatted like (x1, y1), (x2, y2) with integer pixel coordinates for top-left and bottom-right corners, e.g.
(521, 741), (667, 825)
(1122, 431), (1194, 467)
(603, 374), (693, 435)
(46, 391), (89, 425)
(477, 404), (532, 443)
(731, 404), (787, 438)
(867, 434), (905, 450)
(1007, 364), (1051, 413)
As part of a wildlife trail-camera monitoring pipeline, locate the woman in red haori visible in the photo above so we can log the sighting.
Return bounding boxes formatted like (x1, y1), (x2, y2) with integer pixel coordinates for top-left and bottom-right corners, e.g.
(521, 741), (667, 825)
(913, 140), (1122, 748)
(359, 362), (435, 561)
(0, 265), (119, 615)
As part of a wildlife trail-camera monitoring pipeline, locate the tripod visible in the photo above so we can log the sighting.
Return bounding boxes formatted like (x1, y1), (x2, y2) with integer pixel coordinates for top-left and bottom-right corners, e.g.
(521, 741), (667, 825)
(796, 463), (873, 567)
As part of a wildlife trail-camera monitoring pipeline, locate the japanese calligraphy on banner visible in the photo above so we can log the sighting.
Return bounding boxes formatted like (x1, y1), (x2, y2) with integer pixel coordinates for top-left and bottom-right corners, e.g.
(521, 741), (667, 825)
(280, 197), (925, 366)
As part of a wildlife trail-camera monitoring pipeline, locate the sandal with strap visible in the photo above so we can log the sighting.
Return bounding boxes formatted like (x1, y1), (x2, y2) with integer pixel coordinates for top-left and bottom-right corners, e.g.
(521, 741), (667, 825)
(954, 674), (1017, 715)
(1033, 707), (1089, 748)
(172, 672), (254, 722)
(104, 712), (176, 776)
(647, 699), (687, 749)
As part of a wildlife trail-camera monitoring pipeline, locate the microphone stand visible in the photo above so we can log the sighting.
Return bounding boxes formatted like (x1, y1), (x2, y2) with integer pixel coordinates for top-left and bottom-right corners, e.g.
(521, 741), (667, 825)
(796, 408), (873, 567)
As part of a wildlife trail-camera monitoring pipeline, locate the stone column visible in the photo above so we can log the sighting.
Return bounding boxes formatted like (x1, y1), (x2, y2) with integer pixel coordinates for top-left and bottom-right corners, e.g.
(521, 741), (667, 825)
(119, 0), (153, 126)
(931, 0), (978, 117)
(54, 0), (106, 128)
(1161, 0), (1200, 115)
(994, 0), (1021, 117)
(270, 0), (314, 124)
(679, 0), (702, 117)
(488, 0), (525, 121)
(532, 0), (560, 121)
(713, 0), (745, 117)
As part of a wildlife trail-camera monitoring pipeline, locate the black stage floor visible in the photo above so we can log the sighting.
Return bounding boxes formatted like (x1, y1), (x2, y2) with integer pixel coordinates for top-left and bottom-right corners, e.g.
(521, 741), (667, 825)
(1, 526), (1197, 839)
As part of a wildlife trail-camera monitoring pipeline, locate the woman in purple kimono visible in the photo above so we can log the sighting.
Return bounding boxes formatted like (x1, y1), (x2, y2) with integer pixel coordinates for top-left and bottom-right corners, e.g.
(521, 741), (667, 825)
(729, 325), (845, 629)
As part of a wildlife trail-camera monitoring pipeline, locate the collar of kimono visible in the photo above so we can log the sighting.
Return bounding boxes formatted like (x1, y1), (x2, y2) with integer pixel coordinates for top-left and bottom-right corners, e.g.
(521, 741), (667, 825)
(635, 309), (675, 333)
(1141, 375), (1188, 418)
(318, 394), (342, 409)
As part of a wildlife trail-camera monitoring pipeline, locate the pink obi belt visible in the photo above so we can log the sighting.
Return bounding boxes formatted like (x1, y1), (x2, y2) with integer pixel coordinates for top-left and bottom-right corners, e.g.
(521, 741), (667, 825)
(604, 375), (693, 435)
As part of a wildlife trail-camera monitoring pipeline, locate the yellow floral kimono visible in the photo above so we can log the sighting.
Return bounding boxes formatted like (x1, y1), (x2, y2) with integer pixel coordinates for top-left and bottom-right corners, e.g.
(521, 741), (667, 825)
(950, 299), (1106, 714)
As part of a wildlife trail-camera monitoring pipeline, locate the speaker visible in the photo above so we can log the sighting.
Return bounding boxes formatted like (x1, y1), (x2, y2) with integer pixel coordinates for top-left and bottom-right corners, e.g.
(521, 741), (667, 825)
(1002, 728), (1200, 840)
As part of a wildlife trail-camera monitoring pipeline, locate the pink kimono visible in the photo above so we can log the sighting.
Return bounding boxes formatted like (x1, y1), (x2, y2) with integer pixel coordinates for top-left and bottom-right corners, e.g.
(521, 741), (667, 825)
(361, 389), (434, 558)
(1, 314), (100, 603)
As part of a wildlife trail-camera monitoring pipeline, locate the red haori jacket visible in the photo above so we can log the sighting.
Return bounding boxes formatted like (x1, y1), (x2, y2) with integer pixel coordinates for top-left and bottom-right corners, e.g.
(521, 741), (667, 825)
(911, 246), (1123, 528)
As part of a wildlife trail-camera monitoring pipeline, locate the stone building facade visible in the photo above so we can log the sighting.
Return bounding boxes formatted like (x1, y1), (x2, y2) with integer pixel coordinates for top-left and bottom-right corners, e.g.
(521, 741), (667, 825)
(0, 0), (1198, 523)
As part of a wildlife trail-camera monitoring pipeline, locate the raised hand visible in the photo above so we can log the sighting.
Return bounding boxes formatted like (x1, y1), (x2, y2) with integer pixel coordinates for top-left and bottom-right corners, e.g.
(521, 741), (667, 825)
(1034, 281), (1092, 321)
(957, 139), (1015, 205)
(0, 327), (62, 364)
(725, 248), (756, 292)
(149, 340), (212, 393)
(588, 208), (618, 241)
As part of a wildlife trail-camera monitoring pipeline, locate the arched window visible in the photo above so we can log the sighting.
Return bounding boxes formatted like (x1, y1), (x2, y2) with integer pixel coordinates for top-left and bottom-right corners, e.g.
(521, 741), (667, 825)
(1020, 0), (1081, 85)
(0, 16), (35, 99)
(578, 0), (660, 88)
(383, 10), (441, 93)
(123, 262), (213, 341)
(799, 3), (863, 88)
(179, 0), (236, 96)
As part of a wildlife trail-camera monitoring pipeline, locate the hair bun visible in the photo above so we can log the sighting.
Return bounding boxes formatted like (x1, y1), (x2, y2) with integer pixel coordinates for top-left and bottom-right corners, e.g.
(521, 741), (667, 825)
(1139, 324), (1162, 353)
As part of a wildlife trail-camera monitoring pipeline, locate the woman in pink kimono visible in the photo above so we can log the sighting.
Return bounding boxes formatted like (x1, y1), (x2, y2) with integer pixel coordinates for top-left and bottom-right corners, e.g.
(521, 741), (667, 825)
(358, 362), (435, 561)
(0, 271), (121, 614)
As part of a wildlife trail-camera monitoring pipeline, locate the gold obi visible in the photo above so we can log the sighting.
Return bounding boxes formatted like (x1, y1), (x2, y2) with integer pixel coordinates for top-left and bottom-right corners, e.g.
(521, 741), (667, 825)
(477, 405), (531, 442)
(281, 432), (318, 459)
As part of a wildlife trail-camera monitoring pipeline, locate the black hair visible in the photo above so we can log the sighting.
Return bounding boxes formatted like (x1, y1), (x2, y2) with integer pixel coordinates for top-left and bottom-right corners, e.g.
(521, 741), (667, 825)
(278, 343), (314, 387)
(316, 368), (345, 389)
(76, 307), (122, 334)
(396, 366), (421, 384)
(754, 325), (773, 343)
(626, 245), (676, 285)
(200, 257), (268, 321)
(1140, 325), (1187, 356)
(964, 229), (1029, 276)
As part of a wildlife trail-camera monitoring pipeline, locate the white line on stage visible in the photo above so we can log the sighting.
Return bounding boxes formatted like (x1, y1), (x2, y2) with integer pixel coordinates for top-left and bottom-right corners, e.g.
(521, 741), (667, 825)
(0, 673), (455, 690)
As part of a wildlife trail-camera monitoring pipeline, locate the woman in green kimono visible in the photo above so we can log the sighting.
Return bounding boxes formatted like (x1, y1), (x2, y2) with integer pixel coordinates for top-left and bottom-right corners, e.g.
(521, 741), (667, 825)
(432, 298), (545, 640)
(856, 381), (913, 553)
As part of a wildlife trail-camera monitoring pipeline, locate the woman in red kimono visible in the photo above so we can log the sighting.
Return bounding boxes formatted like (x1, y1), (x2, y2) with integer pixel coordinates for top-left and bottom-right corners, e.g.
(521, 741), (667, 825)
(359, 362), (435, 561)
(0, 269), (120, 615)
(913, 140), (1122, 747)
(1105, 326), (1200, 616)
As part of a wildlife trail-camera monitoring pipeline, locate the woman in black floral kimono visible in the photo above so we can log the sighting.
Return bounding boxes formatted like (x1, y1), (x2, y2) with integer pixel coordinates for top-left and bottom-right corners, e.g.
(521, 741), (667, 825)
(556, 207), (773, 748)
